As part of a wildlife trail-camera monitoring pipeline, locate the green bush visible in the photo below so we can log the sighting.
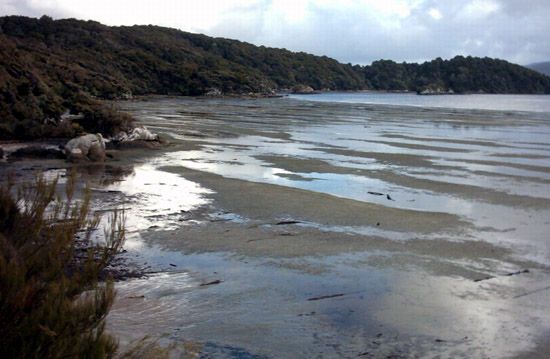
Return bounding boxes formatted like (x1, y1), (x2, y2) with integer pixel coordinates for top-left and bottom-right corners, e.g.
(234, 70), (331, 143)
(74, 103), (134, 136)
(0, 173), (125, 358)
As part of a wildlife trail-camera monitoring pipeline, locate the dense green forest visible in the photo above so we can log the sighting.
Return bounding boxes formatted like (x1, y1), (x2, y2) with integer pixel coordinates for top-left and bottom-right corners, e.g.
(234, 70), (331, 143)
(365, 57), (550, 93)
(1, 15), (550, 139)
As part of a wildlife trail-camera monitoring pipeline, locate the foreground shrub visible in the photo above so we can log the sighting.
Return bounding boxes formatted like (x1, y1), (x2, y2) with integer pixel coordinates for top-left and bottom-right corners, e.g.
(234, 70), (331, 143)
(0, 173), (125, 358)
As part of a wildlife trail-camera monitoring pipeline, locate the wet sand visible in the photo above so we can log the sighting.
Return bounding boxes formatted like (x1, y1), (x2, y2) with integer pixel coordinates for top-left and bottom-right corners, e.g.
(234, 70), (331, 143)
(109, 97), (550, 358)
(3, 95), (550, 357)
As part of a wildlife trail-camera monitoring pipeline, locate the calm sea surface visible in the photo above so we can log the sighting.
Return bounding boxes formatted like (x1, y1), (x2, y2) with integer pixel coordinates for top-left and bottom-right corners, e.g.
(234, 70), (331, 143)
(290, 92), (550, 112)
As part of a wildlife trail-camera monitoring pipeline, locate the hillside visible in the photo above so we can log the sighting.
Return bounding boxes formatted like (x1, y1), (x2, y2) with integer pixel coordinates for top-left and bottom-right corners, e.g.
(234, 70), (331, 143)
(1, 15), (550, 139)
(527, 62), (550, 76)
(366, 57), (550, 94)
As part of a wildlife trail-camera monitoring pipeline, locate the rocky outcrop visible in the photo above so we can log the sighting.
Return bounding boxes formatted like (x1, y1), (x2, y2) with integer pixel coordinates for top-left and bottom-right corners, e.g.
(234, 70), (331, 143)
(114, 127), (159, 142)
(108, 127), (163, 149)
(205, 88), (222, 96)
(291, 85), (317, 94)
(64, 133), (106, 162)
(417, 87), (455, 95)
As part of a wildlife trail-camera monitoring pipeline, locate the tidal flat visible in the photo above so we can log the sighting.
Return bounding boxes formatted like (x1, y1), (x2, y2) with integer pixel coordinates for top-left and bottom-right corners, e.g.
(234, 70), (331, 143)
(6, 95), (550, 357)
(111, 96), (550, 358)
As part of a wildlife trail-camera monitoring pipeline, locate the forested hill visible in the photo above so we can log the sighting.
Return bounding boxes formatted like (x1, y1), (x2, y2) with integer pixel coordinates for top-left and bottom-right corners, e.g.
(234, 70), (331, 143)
(364, 57), (550, 94)
(0, 15), (365, 99)
(1, 15), (550, 139)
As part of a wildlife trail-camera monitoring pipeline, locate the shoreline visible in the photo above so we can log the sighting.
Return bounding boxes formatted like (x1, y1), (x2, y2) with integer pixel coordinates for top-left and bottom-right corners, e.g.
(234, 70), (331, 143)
(2, 95), (550, 357)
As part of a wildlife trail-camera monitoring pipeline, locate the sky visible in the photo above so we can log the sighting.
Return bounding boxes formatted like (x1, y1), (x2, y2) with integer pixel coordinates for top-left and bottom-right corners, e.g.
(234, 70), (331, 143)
(1, 0), (548, 65)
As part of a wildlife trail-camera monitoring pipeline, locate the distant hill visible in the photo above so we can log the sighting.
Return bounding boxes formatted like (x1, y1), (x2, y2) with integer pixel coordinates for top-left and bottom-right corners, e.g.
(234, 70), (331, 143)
(365, 57), (550, 94)
(1, 15), (550, 139)
(527, 62), (550, 76)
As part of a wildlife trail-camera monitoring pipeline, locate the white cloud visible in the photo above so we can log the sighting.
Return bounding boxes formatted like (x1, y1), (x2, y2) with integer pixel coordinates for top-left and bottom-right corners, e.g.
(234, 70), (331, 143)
(1, 0), (550, 65)
(460, 0), (500, 20)
(269, 0), (310, 23)
(0, 0), (259, 32)
(428, 8), (442, 20)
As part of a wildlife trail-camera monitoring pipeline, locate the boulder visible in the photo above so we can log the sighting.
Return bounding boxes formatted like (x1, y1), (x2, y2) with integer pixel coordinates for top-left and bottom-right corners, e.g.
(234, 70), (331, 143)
(67, 148), (85, 161)
(114, 126), (159, 142)
(128, 127), (159, 141)
(291, 85), (316, 94)
(108, 126), (163, 149)
(205, 88), (222, 96)
(64, 133), (106, 162)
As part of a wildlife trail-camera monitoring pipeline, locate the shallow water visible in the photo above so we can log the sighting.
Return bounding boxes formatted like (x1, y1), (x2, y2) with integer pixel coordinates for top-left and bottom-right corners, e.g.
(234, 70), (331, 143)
(121, 96), (550, 261)
(103, 95), (550, 357)
(290, 92), (550, 113)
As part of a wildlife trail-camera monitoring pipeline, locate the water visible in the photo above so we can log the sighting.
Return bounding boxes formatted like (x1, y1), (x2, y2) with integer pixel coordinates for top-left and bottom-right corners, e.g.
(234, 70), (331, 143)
(290, 92), (550, 113)
(120, 95), (550, 261)
(103, 94), (550, 357)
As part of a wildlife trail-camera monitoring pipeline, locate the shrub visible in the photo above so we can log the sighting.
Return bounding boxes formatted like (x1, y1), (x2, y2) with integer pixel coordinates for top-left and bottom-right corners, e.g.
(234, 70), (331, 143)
(0, 172), (125, 358)
(69, 97), (134, 137)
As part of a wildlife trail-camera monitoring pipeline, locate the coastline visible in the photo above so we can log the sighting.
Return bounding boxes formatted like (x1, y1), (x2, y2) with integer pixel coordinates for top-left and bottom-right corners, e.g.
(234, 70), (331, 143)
(2, 13), (550, 358)
(3, 95), (550, 357)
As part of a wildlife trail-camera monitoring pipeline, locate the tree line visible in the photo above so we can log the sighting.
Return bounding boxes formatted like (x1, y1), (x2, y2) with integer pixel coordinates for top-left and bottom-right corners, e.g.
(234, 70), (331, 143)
(1, 15), (549, 139)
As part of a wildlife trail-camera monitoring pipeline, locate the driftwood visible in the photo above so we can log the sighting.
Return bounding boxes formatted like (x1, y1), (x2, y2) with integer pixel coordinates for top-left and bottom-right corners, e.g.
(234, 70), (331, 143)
(474, 269), (529, 282)
(367, 191), (395, 201)
(276, 220), (301, 225)
(307, 293), (345, 301)
(200, 279), (222, 287)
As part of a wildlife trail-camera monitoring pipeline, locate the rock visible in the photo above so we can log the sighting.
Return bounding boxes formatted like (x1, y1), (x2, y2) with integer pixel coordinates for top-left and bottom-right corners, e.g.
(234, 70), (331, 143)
(418, 87), (455, 95)
(87, 143), (105, 161)
(291, 84), (316, 94)
(109, 126), (163, 149)
(121, 92), (133, 100)
(0, 147), (3, 159)
(68, 148), (85, 161)
(64, 133), (106, 162)
(60, 110), (84, 122)
(130, 127), (158, 141)
(10, 146), (65, 160)
(205, 88), (222, 96)
(112, 126), (159, 143)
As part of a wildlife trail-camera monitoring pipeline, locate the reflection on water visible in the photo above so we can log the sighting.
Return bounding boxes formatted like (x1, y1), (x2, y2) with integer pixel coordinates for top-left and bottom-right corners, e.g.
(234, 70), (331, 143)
(106, 96), (550, 357)
(100, 163), (213, 233)
(290, 92), (550, 113)
(110, 247), (550, 358)
(134, 97), (550, 263)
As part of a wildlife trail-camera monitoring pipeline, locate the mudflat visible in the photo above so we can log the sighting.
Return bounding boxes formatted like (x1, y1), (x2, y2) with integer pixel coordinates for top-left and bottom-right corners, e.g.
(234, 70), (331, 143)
(3, 95), (549, 358)
(112, 96), (550, 358)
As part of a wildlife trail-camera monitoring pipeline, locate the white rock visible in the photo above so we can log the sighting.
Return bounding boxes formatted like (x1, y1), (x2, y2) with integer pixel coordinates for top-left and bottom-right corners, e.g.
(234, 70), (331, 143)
(113, 127), (159, 142)
(127, 127), (159, 141)
(64, 133), (106, 162)
(68, 148), (84, 161)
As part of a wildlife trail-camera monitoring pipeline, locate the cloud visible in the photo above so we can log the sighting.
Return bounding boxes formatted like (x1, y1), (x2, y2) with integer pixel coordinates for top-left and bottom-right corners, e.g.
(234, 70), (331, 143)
(1, 0), (549, 65)
(428, 8), (442, 20)
(459, 0), (500, 20)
